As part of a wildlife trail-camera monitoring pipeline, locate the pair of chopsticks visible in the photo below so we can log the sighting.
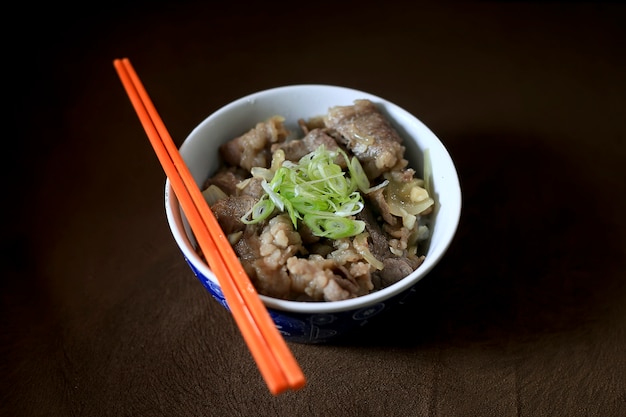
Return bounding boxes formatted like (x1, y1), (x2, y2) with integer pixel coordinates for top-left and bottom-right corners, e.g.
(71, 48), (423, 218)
(113, 58), (306, 395)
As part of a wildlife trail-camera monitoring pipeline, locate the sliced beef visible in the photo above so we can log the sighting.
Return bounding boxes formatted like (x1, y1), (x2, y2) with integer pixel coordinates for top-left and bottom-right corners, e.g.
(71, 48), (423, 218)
(272, 128), (345, 167)
(238, 176), (265, 200)
(219, 115), (288, 172)
(232, 225), (263, 278)
(356, 203), (391, 260)
(357, 201), (427, 290)
(210, 194), (257, 235)
(380, 258), (415, 287)
(251, 215), (305, 300)
(324, 99), (408, 179)
(203, 167), (248, 196)
(286, 255), (372, 301)
(366, 187), (399, 227)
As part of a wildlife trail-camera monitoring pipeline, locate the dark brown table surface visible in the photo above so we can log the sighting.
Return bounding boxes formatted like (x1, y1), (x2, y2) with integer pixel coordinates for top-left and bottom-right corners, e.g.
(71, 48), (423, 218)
(3, 1), (625, 416)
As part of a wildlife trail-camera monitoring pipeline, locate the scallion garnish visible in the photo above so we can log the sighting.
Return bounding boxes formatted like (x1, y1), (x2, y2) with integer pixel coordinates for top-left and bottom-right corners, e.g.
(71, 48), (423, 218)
(241, 145), (385, 239)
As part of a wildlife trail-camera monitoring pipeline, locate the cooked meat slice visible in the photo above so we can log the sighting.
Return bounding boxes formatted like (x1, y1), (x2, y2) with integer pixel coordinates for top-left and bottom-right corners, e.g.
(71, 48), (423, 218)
(258, 214), (304, 268)
(355, 203), (392, 260)
(299, 116), (325, 134)
(379, 257), (415, 287)
(238, 176), (265, 200)
(232, 225), (262, 275)
(324, 99), (407, 178)
(249, 214), (305, 300)
(203, 167), (248, 196)
(272, 128), (345, 167)
(219, 115), (289, 172)
(231, 225), (293, 300)
(286, 255), (373, 302)
(357, 203), (427, 290)
(211, 194), (257, 235)
(286, 256), (347, 301)
(367, 187), (399, 227)
(252, 258), (292, 300)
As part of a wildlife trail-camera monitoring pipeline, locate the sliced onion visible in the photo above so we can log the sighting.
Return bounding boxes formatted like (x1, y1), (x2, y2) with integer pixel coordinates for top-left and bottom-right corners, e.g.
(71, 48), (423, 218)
(353, 232), (384, 270)
(202, 184), (228, 206)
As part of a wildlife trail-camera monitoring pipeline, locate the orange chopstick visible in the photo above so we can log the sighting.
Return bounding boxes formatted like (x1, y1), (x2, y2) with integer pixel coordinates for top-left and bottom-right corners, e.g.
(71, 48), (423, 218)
(113, 57), (305, 395)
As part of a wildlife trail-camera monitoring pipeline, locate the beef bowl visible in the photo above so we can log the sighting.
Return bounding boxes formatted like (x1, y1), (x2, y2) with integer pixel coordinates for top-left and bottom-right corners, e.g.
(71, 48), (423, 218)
(165, 84), (461, 344)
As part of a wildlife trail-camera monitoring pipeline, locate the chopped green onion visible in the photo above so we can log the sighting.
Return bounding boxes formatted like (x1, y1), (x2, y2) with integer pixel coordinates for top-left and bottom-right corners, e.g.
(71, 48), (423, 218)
(240, 145), (385, 239)
(303, 214), (366, 239)
(348, 155), (371, 193)
(346, 152), (389, 194)
(241, 195), (275, 224)
(261, 179), (284, 211)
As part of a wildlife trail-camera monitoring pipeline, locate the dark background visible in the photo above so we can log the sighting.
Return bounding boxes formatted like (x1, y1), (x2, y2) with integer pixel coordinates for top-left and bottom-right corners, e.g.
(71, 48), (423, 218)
(3, 1), (625, 416)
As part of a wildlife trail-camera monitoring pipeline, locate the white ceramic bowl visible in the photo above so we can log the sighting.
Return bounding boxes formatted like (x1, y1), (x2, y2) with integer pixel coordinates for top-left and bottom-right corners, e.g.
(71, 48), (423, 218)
(165, 84), (461, 343)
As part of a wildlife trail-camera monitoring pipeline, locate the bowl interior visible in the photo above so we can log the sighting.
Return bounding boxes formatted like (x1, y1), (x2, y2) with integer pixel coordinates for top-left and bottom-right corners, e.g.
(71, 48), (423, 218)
(165, 84), (461, 314)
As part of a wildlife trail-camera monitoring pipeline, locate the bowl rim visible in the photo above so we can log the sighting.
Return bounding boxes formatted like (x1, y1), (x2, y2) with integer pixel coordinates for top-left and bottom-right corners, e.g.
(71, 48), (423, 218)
(164, 83), (462, 314)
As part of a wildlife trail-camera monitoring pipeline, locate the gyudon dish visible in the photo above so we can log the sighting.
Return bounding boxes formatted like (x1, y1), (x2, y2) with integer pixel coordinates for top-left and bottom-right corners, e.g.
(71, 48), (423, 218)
(201, 99), (434, 302)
